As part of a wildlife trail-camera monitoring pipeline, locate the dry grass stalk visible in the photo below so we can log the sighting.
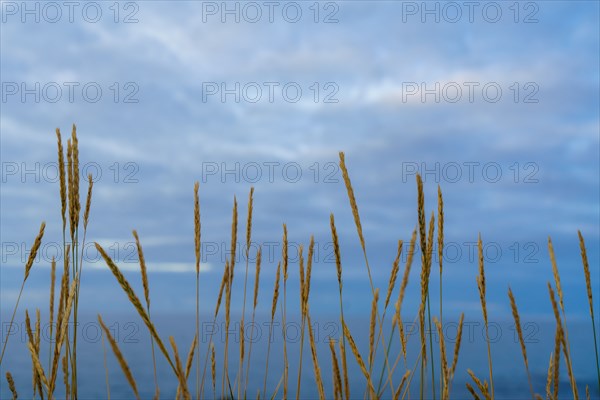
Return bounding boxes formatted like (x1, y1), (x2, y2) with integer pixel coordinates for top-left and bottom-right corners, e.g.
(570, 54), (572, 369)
(545, 352), (553, 400)
(254, 247), (262, 309)
(434, 317), (449, 400)
(58, 244), (70, 315)
(467, 369), (490, 400)
(342, 320), (376, 398)
(49, 277), (77, 394)
(56, 128), (67, 228)
(330, 213), (350, 400)
(27, 341), (50, 395)
(132, 230), (150, 309)
(222, 258), (233, 396)
(98, 315), (140, 399)
(399, 229), (417, 310)
(24, 310), (40, 396)
(95, 243), (176, 375)
(169, 337), (190, 400)
(583, 378), (594, 399)
(200, 262), (228, 396)
(49, 257), (56, 345)
(392, 370), (411, 400)
(385, 240), (403, 310)
(578, 230), (600, 388)
(214, 263), (229, 318)
(35, 309), (42, 394)
(466, 383), (481, 400)
(437, 185), (444, 276)
(66, 139), (74, 238)
(230, 197), (238, 276)
(438, 185), (444, 394)
(194, 182), (201, 274)
(547, 283), (578, 399)
(339, 153), (390, 386)
(281, 224), (289, 400)
(307, 314), (326, 399)
(194, 181), (201, 399)
(450, 313), (465, 382)
(340, 338), (350, 400)
(296, 245), (306, 400)
(176, 335), (197, 399)
(244, 246), (262, 397)
(508, 287), (534, 398)
(262, 261), (281, 398)
(24, 222), (46, 281)
(477, 234), (494, 399)
(330, 214), (342, 288)
(416, 174), (427, 271)
(547, 237), (578, 396)
(238, 187), (254, 399)
(184, 335), (198, 380)
(394, 313), (407, 363)
(71, 125), (80, 232)
(63, 354), (70, 400)
(211, 343), (216, 395)
(222, 211), (237, 393)
(83, 174), (93, 229)
(304, 236), (315, 315)
(132, 229), (158, 397)
(547, 238), (565, 313)
(553, 325), (560, 398)
(369, 288), (380, 368)
(338, 151), (365, 253)
(329, 338), (343, 400)
(6, 372), (17, 400)
(272, 261), (281, 321)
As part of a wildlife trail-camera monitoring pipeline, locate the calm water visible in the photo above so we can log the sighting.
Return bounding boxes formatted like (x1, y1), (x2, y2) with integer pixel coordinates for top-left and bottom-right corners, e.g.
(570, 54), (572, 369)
(1, 313), (599, 399)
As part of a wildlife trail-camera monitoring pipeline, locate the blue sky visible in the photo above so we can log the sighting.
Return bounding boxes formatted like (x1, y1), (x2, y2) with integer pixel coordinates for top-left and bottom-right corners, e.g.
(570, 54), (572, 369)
(1, 0), (598, 329)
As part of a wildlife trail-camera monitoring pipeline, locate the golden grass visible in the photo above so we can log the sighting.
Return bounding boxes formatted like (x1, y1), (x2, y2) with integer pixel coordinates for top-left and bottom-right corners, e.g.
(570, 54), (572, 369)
(98, 315), (139, 400)
(449, 313), (464, 388)
(295, 245), (306, 400)
(433, 317), (448, 400)
(307, 314), (326, 399)
(339, 337), (350, 400)
(262, 261), (281, 397)
(545, 351), (553, 399)
(211, 343), (216, 397)
(6, 372), (17, 400)
(95, 243), (177, 375)
(477, 234), (494, 400)
(508, 287), (534, 398)
(553, 324), (560, 398)
(467, 369), (490, 400)
(5, 135), (600, 400)
(49, 257), (56, 356)
(239, 187), (254, 399)
(547, 282), (579, 399)
(342, 320), (376, 398)
(385, 240), (403, 310)
(133, 229), (159, 397)
(245, 245), (262, 397)
(578, 230), (600, 388)
(169, 336), (190, 400)
(369, 288), (380, 368)
(329, 338), (343, 400)
(62, 354), (70, 399)
(55, 128), (67, 228)
(194, 181), (201, 400)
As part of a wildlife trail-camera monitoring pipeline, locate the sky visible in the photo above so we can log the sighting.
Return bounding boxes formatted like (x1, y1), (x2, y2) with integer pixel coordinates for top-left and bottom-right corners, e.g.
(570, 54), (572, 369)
(1, 1), (599, 394)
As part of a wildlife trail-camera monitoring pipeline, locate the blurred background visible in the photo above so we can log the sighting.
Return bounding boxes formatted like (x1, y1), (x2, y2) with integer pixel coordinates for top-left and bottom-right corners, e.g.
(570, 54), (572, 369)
(1, 1), (599, 397)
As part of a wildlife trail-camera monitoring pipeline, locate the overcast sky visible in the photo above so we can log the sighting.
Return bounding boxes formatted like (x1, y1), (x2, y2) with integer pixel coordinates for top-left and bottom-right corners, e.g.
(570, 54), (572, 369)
(1, 1), (598, 327)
